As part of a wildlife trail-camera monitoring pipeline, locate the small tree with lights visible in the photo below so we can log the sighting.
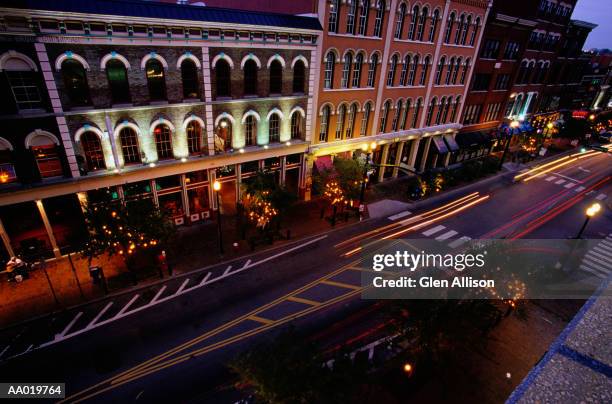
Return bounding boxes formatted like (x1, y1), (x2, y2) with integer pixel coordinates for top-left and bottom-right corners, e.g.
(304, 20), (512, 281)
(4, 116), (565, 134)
(323, 179), (347, 227)
(81, 198), (175, 284)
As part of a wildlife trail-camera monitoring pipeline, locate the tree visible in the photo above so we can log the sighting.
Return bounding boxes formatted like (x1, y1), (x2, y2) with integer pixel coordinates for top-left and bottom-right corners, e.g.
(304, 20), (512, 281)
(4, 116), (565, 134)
(242, 170), (297, 229)
(313, 157), (364, 201)
(81, 198), (175, 281)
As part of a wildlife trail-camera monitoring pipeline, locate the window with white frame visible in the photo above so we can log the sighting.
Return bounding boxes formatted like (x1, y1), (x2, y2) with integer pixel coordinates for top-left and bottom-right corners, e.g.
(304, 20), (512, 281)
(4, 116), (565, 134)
(373, 0), (385, 37)
(269, 113), (280, 143)
(335, 104), (346, 139)
(352, 53), (363, 87)
(416, 7), (428, 41)
(346, 0), (357, 34)
(387, 54), (398, 86)
(358, 0), (370, 36)
(395, 3), (406, 39)
(319, 105), (331, 142)
(435, 56), (445, 85)
(419, 56), (430, 85)
(367, 53), (378, 86)
(380, 100), (391, 132)
(328, 0), (339, 33)
(429, 9), (439, 42)
(360, 102), (371, 136)
(324, 51), (335, 89)
(341, 53), (353, 88)
(345, 103), (357, 138)
(408, 5), (418, 40)
(399, 55), (410, 86)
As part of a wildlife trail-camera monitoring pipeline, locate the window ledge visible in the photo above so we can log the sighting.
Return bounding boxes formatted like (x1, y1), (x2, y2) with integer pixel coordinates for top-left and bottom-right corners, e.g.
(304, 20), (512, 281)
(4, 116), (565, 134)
(149, 101), (169, 106)
(182, 98), (200, 103)
(111, 103), (133, 108)
(243, 95), (259, 99)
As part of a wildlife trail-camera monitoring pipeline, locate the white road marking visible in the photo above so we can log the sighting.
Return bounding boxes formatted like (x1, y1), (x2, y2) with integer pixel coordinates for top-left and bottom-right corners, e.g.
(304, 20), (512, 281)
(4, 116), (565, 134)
(583, 255), (611, 269)
(578, 167), (591, 173)
(580, 264), (608, 279)
(435, 230), (458, 241)
(223, 265), (233, 276)
(200, 272), (212, 285)
(586, 190), (595, 196)
(545, 176), (556, 182)
(552, 172), (580, 182)
(581, 258), (610, 274)
(388, 211), (412, 220)
(57, 312), (83, 339)
(242, 259), (252, 269)
(0, 345), (10, 359)
(593, 247), (612, 259)
(564, 182), (576, 188)
(554, 179), (566, 185)
(574, 186), (586, 192)
(422, 225), (446, 236)
(117, 294), (139, 316)
(588, 250), (612, 263)
(595, 193), (607, 201)
(448, 236), (471, 249)
(87, 302), (113, 329)
(176, 279), (190, 294)
(150, 285), (167, 304)
(24, 344), (33, 353)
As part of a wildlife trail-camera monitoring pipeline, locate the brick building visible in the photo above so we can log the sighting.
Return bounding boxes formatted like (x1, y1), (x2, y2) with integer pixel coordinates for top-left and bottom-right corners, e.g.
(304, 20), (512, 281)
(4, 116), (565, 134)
(0, 0), (321, 260)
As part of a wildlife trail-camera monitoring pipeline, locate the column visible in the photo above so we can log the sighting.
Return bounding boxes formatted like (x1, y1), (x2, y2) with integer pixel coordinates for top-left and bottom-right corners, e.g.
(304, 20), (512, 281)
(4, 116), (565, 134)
(377, 144), (390, 182)
(235, 164), (242, 203)
(180, 174), (190, 218)
(208, 170), (218, 210)
(104, 114), (121, 170)
(0, 217), (15, 257)
(408, 138), (420, 170)
(280, 155), (287, 186)
(301, 154), (315, 201)
(35, 200), (61, 258)
(419, 137), (432, 172)
(201, 46), (215, 156)
(392, 141), (405, 178)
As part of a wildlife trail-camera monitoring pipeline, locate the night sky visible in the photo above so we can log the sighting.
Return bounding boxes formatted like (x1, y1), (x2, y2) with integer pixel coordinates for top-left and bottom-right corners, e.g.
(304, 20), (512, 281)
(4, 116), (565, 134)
(572, 0), (612, 50)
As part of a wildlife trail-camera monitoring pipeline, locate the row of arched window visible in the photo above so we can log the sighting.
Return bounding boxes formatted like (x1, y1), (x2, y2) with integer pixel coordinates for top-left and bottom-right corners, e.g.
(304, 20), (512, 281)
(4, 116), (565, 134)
(516, 60), (551, 85)
(319, 101), (373, 142)
(324, 50), (380, 89)
(328, 0), (387, 38)
(395, 4), (440, 42)
(443, 12), (481, 46)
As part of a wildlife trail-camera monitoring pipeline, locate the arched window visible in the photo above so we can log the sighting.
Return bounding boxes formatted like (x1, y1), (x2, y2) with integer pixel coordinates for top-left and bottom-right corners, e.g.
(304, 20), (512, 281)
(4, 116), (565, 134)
(28, 133), (63, 178)
(455, 14), (465, 45)
(442, 97), (452, 123)
(445, 57), (455, 85)
(61, 59), (90, 106)
(262, 111), (287, 146)
(346, 103), (357, 138)
(119, 127), (140, 165)
(436, 97), (445, 124)
(328, 0), (340, 33)
(426, 97), (436, 126)
(4, 53), (42, 110)
(154, 124), (173, 160)
(81, 132), (105, 170)
(400, 55), (410, 86)
(367, 53), (378, 87)
(411, 98), (422, 128)
(408, 54), (419, 85)
(387, 54), (398, 86)
(352, 53), (364, 87)
(324, 51), (336, 89)
(417, 7), (428, 41)
(269, 60), (283, 94)
(244, 115), (256, 146)
(186, 120), (202, 154)
(107, 59), (130, 104)
(293, 60), (305, 93)
(215, 118), (232, 152)
(380, 100), (391, 133)
(527, 61), (536, 83)
(392, 99), (403, 131)
(401, 98), (411, 129)
(461, 58), (470, 84)
(215, 59), (231, 97)
(461, 15), (471, 45)
(429, 9), (440, 42)
(470, 17), (480, 46)
(517, 61), (528, 84)
(395, 3), (407, 39)
(373, 0), (385, 37)
(450, 96), (461, 122)
(319, 106), (331, 142)
(435, 56), (445, 85)
(243, 59), (258, 95)
(408, 5), (419, 40)
(420, 56), (430, 85)
(0, 138), (16, 183)
(360, 102), (372, 136)
(452, 57), (462, 84)
(290, 111), (303, 140)
(336, 104), (346, 139)
(181, 59), (199, 99)
(358, 0), (370, 36)
(146, 59), (166, 101)
(341, 53), (353, 88)
(444, 12), (455, 43)
(346, 0), (357, 34)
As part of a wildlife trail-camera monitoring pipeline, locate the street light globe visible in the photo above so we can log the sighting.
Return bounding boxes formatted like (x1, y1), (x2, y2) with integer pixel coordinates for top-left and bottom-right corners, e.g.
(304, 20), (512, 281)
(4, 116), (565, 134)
(361, 143), (369, 151)
(213, 180), (221, 191)
(586, 202), (601, 217)
(403, 363), (413, 373)
(589, 114), (595, 121)
(370, 141), (377, 150)
(546, 122), (554, 129)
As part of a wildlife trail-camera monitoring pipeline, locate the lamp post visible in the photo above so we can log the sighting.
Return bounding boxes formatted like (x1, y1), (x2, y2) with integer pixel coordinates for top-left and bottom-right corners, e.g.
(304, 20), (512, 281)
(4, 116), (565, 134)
(498, 120), (519, 170)
(358, 142), (377, 220)
(213, 180), (224, 255)
(575, 202), (601, 239)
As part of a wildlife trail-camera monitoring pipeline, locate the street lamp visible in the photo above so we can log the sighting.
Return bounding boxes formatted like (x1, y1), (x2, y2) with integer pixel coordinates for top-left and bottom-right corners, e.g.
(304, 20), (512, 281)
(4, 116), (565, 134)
(498, 120), (519, 171)
(213, 180), (224, 255)
(359, 142), (377, 220)
(575, 202), (602, 239)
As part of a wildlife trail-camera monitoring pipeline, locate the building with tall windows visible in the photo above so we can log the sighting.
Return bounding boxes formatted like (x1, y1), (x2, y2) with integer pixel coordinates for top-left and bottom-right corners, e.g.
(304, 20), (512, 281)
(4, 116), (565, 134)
(308, 0), (490, 195)
(0, 0), (321, 260)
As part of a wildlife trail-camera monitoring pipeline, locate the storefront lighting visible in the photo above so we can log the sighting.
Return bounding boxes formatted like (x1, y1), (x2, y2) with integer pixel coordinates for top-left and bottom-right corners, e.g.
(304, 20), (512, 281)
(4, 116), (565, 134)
(213, 180), (221, 191)
(286, 141), (291, 146)
(149, 162), (156, 168)
(181, 157), (187, 162)
(239, 148), (245, 153)
(263, 145), (269, 149)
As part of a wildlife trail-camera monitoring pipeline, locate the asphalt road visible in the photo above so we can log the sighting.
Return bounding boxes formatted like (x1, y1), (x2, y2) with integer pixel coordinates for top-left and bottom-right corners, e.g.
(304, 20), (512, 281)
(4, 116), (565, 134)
(2, 149), (611, 403)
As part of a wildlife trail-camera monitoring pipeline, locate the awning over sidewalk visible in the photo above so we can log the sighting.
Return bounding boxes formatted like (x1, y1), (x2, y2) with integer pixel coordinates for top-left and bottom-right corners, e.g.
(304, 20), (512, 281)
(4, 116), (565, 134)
(443, 135), (460, 152)
(455, 131), (492, 149)
(431, 136), (449, 154)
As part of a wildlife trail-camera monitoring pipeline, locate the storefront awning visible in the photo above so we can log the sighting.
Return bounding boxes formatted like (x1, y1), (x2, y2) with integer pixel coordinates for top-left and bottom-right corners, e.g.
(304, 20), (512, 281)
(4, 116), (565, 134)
(431, 137), (449, 154)
(456, 131), (492, 149)
(443, 135), (460, 152)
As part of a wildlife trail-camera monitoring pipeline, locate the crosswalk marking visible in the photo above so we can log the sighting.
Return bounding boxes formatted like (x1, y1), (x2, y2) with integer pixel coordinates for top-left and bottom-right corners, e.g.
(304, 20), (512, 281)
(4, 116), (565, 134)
(448, 236), (471, 249)
(564, 182), (576, 188)
(574, 186), (586, 192)
(555, 179), (566, 185)
(595, 193), (607, 201)
(583, 255), (610, 269)
(545, 176), (556, 182)
(388, 211), (412, 221)
(422, 225), (446, 236)
(593, 247), (612, 259)
(435, 230), (458, 241)
(588, 250), (612, 262)
(579, 264), (608, 279)
(579, 235), (612, 280)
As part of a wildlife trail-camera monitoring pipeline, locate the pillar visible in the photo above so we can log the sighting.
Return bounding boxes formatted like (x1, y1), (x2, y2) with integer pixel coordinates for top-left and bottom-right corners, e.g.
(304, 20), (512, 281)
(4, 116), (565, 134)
(392, 141), (405, 178)
(0, 217), (15, 257)
(36, 199), (61, 258)
(280, 155), (287, 186)
(301, 154), (315, 201)
(377, 143), (390, 182)
(104, 114), (121, 170)
(408, 138), (420, 170)
(419, 137), (432, 172)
